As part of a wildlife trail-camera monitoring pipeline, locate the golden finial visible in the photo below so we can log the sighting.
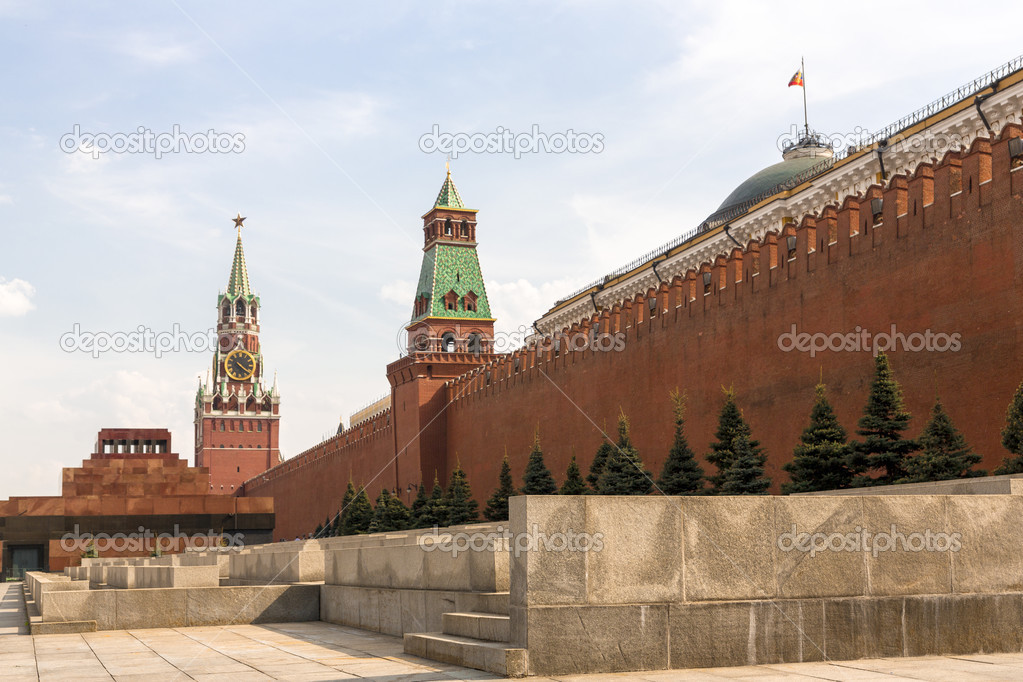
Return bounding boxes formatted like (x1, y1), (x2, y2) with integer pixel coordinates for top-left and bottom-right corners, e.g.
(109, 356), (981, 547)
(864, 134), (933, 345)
(445, 155), (451, 175)
(232, 213), (246, 233)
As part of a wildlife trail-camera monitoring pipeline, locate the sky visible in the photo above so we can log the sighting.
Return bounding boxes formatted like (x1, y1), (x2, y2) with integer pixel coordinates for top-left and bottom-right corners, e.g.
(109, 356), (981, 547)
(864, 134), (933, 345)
(1, 0), (1021, 500)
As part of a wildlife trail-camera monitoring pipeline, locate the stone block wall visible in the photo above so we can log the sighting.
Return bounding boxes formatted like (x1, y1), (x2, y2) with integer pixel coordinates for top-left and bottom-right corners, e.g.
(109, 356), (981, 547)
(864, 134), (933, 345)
(510, 494), (1023, 675)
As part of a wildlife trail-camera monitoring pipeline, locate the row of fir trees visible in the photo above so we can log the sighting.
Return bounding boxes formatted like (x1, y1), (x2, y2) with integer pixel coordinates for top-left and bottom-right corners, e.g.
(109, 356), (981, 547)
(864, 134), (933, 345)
(315, 465), (483, 537)
(314, 351), (1023, 533)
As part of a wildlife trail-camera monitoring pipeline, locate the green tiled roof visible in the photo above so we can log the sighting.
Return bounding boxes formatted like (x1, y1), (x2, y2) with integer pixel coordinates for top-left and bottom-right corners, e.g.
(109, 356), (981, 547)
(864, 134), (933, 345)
(227, 233), (251, 297)
(412, 243), (492, 321)
(434, 171), (465, 209)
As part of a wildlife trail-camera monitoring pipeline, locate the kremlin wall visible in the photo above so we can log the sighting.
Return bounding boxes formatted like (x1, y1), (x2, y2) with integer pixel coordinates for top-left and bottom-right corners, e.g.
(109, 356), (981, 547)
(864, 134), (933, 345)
(242, 60), (1023, 540)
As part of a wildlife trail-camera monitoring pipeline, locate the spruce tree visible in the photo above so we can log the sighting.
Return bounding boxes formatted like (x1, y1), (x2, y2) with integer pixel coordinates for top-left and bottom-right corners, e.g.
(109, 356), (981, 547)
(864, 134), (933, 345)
(341, 487), (373, 535)
(707, 387), (763, 493)
(560, 456), (588, 495)
(720, 434), (771, 494)
(409, 481), (430, 527)
(849, 352), (918, 486)
(484, 456), (516, 521)
(657, 389), (706, 494)
(337, 481), (356, 533)
(368, 488), (411, 533)
(995, 381), (1023, 474)
(314, 521), (323, 536)
(329, 509), (341, 536)
(902, 398), (983, 482)
(418, 475), (450, 528)
(521, 430), (558, 495)
(445, 464), (479, 525)
(587, 440), (615, 493)
(597, 412), (653, 495)
(782, 383), (854, 493)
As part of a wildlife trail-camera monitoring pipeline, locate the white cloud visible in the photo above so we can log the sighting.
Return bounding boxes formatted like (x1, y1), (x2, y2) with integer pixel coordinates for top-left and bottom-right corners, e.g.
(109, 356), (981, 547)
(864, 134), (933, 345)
(24, 370), (186, 426)
(380, 279), (414, 307)
(0, 277), (36, 316)
(114, 32), (198, 66)
(566, 192), (702, 274)
(487, 276), (593, 336)
(231, 91), (385, 160)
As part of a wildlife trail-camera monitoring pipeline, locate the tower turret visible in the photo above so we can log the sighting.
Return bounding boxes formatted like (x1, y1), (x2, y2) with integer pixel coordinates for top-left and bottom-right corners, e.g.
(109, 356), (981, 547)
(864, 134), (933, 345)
(407, 169), (495, 354)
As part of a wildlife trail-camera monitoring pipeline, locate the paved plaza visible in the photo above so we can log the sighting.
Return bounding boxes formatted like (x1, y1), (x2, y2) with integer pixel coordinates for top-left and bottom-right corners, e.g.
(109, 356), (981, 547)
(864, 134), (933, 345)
(2, 584), (1023, 681)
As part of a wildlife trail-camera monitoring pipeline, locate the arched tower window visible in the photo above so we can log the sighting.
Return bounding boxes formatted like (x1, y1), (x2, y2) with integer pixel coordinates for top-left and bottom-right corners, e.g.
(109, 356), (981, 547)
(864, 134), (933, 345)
(222, 303), (231, 322)
(235, 300), (246, 318)
(467, 333), (483, 355)
(441, 332), (456, 353)
(249, 304), (258, 321)
(444, 218), (453, 236)
(460, 221), (469, 238)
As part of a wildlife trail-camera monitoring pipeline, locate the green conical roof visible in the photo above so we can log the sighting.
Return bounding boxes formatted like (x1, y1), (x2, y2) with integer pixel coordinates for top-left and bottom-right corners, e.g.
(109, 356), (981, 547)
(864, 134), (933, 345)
(434, 170), (465, 209)
(227, 232), (251, 297)
(412, 243), (492, 322)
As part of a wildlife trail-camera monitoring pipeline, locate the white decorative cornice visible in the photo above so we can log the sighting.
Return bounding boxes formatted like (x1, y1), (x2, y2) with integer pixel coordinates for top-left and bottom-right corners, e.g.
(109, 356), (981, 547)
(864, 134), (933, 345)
(536, 75), (1023, 334)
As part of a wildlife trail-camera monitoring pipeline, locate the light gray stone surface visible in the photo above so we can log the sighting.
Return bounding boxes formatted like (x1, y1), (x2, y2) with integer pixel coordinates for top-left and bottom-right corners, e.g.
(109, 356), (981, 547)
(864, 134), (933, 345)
(525, 604), (669, 674)
(584, 496), (683, 604)
(863, 495), (952, 596)
(948, 495), (1023, 593)
(772, 496), (866, 598)
(510, 495), (587, 606)
(682, 496), (776, 601)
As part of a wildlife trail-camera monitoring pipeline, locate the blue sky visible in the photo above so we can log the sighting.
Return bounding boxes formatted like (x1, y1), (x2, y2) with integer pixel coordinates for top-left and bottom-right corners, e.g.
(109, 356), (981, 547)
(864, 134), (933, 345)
(1, 0), (1020, 499)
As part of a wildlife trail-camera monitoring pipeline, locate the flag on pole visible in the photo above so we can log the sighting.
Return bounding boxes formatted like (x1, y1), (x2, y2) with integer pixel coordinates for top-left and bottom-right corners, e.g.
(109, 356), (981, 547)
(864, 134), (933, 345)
(788, 69), (804, 87)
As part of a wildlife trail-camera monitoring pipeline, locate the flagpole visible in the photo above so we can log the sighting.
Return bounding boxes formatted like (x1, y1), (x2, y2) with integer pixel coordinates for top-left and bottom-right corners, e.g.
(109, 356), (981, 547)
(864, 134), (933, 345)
(802, 56), (809, 138)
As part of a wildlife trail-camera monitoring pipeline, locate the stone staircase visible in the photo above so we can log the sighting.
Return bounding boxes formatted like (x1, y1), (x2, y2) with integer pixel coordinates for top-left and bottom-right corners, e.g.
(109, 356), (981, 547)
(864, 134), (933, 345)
(403, 591), (526, 677)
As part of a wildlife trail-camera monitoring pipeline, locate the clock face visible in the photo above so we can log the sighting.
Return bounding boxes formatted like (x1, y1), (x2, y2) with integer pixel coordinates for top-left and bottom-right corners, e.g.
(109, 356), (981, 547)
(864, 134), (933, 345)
(225, 349), (256, 381)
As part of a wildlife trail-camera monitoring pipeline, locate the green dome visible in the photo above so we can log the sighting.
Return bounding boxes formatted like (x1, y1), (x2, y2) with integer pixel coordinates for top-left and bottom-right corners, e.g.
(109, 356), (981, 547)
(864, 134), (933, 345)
(716, 153), (829, 213)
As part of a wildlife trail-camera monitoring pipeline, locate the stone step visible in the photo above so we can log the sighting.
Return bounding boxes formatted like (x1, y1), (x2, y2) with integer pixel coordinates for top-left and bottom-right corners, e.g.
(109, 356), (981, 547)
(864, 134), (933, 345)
(460, 590), (509, 615)
(404, 632), (526, 678)
(441, 611), (510, 642)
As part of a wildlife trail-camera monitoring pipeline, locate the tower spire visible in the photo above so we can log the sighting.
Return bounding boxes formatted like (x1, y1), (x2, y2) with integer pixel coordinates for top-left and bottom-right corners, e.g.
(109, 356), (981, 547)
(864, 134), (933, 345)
(227, 215), (252, 297)
(434, 168), (465, 209)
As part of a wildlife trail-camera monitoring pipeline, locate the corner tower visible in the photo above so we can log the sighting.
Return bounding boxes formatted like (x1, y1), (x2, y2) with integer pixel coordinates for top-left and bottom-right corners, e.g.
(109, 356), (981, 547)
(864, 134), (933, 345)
(194, 215), (282, 494)
(406, 169), (495, 354)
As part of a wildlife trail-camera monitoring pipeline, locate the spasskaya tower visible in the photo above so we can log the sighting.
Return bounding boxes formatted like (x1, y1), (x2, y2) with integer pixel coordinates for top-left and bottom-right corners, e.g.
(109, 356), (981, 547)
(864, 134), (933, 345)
(194, 214), (282, 494)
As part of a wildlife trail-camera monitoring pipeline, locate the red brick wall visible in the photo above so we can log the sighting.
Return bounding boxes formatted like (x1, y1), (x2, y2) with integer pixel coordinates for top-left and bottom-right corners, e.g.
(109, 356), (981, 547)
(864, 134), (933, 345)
(198, 415), (280, 493)
(241, 410), (395, 540)
(242, 128), (1023, 533)
(445, 132), (1023, 498)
